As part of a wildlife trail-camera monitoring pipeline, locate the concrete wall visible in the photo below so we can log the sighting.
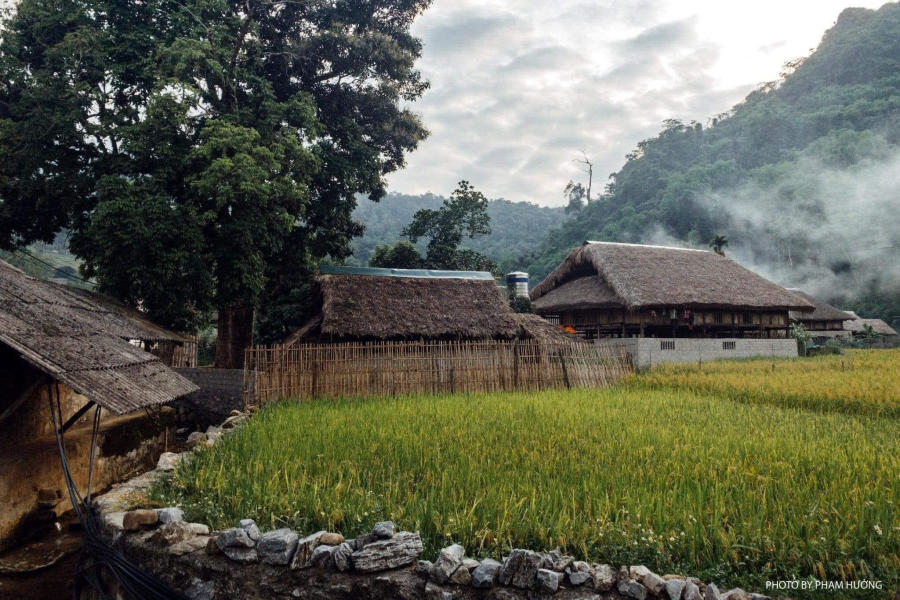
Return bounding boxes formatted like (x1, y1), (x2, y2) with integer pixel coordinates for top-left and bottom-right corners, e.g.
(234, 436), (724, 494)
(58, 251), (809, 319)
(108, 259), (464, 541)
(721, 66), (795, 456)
(173, 368), (246, 428)
(596, 338), (798, 370)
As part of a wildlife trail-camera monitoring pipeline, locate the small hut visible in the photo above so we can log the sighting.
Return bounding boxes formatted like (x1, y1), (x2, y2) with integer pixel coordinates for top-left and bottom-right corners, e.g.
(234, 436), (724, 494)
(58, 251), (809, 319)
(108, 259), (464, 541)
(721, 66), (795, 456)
(0, 261), (197, 549)
(842, 313), (899, 346)
(787, 290), (855, 339)
(286, 266), (525, 343)
(530, 241), (813, 339)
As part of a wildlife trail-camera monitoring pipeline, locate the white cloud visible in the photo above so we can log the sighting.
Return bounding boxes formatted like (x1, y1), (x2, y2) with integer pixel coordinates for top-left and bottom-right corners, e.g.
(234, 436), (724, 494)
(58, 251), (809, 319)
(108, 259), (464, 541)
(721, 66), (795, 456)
(387, 0), (888, 206)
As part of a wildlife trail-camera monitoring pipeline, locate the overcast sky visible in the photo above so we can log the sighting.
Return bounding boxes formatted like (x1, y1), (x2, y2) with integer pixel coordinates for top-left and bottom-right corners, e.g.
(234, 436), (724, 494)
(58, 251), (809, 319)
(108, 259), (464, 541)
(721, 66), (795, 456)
(386, 0), (889, 206)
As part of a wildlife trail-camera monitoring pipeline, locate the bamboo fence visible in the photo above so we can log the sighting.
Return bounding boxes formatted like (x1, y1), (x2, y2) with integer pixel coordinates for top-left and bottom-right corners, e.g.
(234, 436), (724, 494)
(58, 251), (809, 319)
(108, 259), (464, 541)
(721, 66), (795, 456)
(243, 339), (633, 407)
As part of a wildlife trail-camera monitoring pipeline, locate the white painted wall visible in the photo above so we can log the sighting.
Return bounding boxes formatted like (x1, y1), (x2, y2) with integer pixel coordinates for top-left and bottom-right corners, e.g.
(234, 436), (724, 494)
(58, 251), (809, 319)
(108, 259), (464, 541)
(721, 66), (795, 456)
(595, 338), (798, 369)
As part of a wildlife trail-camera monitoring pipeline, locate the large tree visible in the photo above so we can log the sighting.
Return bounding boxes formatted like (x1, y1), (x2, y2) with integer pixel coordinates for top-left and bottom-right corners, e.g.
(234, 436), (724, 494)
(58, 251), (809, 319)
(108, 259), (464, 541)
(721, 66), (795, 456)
(0, 0), (431, 366)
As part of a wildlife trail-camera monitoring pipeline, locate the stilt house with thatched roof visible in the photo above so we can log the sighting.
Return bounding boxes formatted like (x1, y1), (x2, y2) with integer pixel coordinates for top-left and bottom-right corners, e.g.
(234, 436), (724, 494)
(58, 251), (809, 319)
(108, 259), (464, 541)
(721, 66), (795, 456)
(787, 290), (855, 339)
(284, 266), (579, 345)
(0, 260), (197, 549)
(530, 242), (813, 340)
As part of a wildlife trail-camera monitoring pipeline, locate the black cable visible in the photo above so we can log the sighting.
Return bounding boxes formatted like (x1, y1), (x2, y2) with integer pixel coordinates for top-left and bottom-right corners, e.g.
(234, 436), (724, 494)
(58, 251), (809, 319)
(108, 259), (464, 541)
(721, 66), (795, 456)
(47, 383), (190, 600)
(13, 248), (97, 287)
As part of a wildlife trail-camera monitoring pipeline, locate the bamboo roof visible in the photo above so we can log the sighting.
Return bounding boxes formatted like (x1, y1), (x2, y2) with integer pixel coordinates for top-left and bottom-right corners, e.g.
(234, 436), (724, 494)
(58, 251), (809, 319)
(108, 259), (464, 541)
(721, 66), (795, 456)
(531, 242), (814, 313)
(0, 261), (197, 414)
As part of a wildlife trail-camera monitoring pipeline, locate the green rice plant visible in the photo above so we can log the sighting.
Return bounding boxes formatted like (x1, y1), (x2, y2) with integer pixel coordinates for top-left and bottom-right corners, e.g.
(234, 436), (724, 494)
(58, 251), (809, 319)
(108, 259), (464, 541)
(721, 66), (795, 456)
(152, 355), (900, 596)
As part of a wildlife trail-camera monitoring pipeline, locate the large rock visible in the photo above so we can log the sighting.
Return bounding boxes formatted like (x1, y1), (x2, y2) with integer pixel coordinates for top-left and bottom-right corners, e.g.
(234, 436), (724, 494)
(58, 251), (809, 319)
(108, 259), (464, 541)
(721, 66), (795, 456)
(703, 584), (722, 600)
(169, 536), (209, 556)
(428, 544), (465, 584)
(156, 452), (181, 472)
(320, 532), (345, 546)
(569, 570), (592, 586)
(156, 507), (184, 525)
(684, 580), (703, 600)
(665, 578), (687, 600)
(547, 550), (575, 572)
(415, 560), (433, 577)
(498, 549), (543, 589)
(619, 579), (648, 600)
(257, 528), (299, 566)
(351, 531), (424, 573)
(449, 564), (471, 585)
(310, 544), (337, 569)
(216, 527), (255, 550)
(239, 519), (260, 542)
(186, 431), (207, 448)
(332, 542), (354, 572)
(535, 568), (561, 593)
(220, 546), (258, 563)
(591, 564), (616, 591)
(471, 558), (501, 589)
(642, 570), (667, 596)
(122, 509), (159, 531)
(290, 531), (326, 569)
(153, 521), (195, 546)
(372, 521), (395, 539)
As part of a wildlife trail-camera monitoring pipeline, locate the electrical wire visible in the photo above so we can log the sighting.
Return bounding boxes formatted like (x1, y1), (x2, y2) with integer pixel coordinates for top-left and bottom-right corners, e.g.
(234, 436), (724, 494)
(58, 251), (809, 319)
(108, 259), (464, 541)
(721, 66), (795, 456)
(47, 383), (190, 600)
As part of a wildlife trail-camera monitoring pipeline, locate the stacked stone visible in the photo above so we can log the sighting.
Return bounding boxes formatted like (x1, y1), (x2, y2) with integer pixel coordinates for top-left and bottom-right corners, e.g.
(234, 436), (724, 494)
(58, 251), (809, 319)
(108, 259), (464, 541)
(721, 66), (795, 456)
(99, 408), (772, 600)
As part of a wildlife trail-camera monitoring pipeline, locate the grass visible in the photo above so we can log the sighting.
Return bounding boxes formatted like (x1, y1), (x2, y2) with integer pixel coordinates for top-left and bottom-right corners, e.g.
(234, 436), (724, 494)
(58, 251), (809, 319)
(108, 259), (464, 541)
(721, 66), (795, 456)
(152, 350), (900, 596)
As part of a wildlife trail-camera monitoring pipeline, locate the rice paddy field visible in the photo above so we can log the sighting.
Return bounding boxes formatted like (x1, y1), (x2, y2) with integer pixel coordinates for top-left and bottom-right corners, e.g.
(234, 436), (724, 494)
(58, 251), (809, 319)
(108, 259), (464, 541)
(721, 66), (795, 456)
(152, 349), (900, 596)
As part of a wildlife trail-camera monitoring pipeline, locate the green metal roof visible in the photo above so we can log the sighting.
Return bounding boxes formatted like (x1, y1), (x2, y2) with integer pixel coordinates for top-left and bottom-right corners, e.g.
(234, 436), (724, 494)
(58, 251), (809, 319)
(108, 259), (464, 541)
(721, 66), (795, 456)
(319, 265), (494, 280)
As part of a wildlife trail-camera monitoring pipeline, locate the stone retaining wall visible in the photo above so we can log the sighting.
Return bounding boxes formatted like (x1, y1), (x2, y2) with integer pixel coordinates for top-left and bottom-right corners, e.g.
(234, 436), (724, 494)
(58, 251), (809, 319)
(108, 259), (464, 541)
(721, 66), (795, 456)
(93, 413), (771, 600)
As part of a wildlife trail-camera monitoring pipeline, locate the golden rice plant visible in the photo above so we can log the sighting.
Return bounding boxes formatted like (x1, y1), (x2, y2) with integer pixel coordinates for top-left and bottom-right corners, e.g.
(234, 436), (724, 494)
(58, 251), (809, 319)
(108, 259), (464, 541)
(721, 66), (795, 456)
(152, 352), (900, 596)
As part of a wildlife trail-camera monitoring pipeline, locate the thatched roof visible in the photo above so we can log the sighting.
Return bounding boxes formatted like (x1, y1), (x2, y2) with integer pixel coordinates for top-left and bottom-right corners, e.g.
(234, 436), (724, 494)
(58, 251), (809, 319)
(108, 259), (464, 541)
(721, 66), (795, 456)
(514, 313), (586, 345)
(842, 318), (898, 335)
(288, 268), (520, 342)
(0, 261), (197, 414)
(787, 290), (855, 322)
(531, 242), (814, 312)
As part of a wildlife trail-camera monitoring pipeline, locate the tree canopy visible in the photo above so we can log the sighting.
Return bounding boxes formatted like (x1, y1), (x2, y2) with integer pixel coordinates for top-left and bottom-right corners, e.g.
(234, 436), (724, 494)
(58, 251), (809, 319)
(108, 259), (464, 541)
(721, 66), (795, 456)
(0, 0), (432, 364)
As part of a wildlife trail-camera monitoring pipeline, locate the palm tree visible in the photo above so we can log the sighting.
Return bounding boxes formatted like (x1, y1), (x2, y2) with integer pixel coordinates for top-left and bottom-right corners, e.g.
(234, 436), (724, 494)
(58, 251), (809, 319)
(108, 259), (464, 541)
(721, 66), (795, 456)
(709, 234), (728, 256)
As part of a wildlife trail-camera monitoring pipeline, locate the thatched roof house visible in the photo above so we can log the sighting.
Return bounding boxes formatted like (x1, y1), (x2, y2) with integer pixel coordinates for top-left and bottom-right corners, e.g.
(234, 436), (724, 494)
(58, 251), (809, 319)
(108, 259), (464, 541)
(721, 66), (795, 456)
(0, 260), (197, 414)
(842, 317), (898, 336)
(530, 242), (813, 339)
(0, 261), (197, 549)
(787, 290), (854, 338)
(285, 266), (579, 344)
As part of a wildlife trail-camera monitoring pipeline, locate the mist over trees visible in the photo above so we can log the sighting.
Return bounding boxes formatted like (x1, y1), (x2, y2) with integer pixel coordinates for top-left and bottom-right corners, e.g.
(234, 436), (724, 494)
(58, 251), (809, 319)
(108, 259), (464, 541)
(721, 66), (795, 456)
(521, 3), (900, 325)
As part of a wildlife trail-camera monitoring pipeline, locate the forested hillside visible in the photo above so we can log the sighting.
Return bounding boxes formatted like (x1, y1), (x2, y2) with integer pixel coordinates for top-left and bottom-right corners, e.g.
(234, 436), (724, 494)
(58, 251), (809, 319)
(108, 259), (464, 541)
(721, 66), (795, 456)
(350, 193), (564, 274)
(521, 3), (900, 324)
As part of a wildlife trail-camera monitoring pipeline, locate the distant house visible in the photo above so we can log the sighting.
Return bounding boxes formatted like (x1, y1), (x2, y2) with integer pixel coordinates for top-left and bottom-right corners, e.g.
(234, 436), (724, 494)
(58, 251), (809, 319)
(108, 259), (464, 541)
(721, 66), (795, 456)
(842, 313), (899, 345)
(787, 290), (855, 339)
(284, 266), (577, 345)
(530, 242), (813, 339)
(0, 261), (197, 549)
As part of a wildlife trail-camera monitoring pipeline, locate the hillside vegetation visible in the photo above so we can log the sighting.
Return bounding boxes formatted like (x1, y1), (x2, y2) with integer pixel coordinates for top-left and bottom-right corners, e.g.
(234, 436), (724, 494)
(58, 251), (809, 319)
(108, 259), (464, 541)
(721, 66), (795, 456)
(154, 350), (899, 597)
(350, 192), (564, 274)
(519, 3), (900, 323)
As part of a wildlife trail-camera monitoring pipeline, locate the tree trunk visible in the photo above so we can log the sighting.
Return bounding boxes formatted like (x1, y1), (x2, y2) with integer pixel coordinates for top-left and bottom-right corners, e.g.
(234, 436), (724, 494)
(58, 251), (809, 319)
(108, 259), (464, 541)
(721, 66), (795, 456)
(215, 305), (255, 369)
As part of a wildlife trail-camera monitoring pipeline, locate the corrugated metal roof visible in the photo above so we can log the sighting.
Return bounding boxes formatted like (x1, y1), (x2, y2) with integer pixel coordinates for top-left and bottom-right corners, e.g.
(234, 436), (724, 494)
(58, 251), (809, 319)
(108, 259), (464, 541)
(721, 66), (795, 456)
(0, 261), (197, 414)
(319, 265), (494, 280)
